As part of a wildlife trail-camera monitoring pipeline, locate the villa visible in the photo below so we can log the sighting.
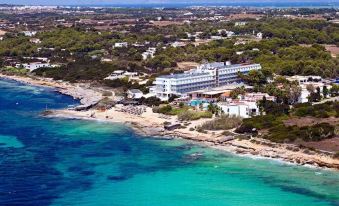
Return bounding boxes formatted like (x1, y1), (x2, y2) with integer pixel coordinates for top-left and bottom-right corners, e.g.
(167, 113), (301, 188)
(218, 100), (259, 118)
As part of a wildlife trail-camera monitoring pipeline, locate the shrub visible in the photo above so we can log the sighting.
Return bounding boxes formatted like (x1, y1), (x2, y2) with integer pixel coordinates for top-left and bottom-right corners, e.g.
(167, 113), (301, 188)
(179, 102), (185, 108)
(198, 115), (242, 131)
(221, 130), (233, 136)
(266, 123), (335, 143)
(197, 128), (207, 133)
(293, 102), (338, 118)
(178, 110), (212, 121)
(158, 105), (172, 114)
(93, 97), (115, 110)
(235, 122), (256, 134)
(236, 115), (284, 133)
(334, 152), (339, 159)
(139, 96), (162, 106)
(102, 91), (113, 96)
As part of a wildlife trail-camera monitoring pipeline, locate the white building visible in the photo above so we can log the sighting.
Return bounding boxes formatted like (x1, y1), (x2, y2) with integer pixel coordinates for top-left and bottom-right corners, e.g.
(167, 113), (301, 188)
(113, 42), (128, 48)
(105, 70), (139, 80)
(217, 29), (235, 38)
(30, 38), (41, 44)
(22, 31), (37, 37)
(286, 75), (327, 103)
(152, 62), (261, 100)
(142, 47), (156, 60)
(127, 89), (143, 99)
(210, 36), (225, 40)
(105, 70), (126, 80)
(183, 12), (193, 16)
(186, 32), (203, 39)
(218, 101), (259, 118)
(170, 41), (187, 48)
(299, 82), (329, 103)
(286, 75), (322, 84)
(235, 22), (247, 27)
(243, 92), (276, 102)
(15, 62), (54, 71)
(256, 32), (263, 39)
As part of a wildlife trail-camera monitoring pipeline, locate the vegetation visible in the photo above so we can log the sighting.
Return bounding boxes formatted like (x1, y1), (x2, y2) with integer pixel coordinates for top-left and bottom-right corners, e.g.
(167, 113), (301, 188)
(93, 97), (115, 110)
(236, 102), (338, 143)
(334, 152), (339, 159)
(293, 102), (339, 118)
(0, 67), (28, 76)
(153, 104), (213, 121)
(230, 86), (246, 99)
(266, 123), (335, 143)
(258, 99), (290, 115)
(33, 58), (117, 82)
(153, 104), (189, 115)
(178, 110), (213, 121)
(138, 96), (162, 107)
(198, 115), (242, 131)
(0, 17), (337, 80)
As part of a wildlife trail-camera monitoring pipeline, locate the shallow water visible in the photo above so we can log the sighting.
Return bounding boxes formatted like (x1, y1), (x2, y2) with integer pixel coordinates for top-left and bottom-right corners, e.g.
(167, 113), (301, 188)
(0, 78), (338, 206)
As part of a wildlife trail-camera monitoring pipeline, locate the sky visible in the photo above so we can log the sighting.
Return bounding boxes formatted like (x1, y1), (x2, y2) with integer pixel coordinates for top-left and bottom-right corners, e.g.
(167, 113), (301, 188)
(1, 0), (338, 6)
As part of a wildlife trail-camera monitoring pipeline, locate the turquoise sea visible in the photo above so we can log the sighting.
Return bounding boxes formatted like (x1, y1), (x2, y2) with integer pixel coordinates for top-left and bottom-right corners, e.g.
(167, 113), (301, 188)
(0, 78), (339, 206)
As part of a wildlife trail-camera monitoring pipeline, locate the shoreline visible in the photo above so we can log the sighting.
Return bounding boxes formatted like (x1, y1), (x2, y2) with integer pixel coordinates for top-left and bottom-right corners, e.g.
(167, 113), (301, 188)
(0, 74), (103, 106)
(1, 73), (339, 171)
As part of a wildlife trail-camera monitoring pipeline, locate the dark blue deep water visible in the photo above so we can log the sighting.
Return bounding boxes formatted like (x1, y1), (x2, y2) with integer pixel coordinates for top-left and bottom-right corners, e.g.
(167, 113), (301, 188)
(0, 78), (339, 206)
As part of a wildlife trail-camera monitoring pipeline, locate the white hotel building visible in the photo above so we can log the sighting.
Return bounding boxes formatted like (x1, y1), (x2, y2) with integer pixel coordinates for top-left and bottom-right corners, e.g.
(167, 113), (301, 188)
(151, 62), (261, 100)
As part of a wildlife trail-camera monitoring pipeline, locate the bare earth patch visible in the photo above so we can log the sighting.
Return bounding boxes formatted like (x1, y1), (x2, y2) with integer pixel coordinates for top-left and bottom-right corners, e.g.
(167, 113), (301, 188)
(299, 44), (338, 58)
(324, 45), (339, 58)
(0, 29), (7, 36)
(299, 137), (339, 153)
(284, 117), (339, 152)
(176, 62), (200, 71)
(227, 13), (264, 20)
(151, 21), (184, 27)
(284, 116), (339, 127)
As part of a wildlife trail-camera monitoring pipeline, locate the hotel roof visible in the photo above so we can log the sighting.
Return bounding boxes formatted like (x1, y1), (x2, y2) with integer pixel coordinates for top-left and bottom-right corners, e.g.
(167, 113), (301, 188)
(158, 63), (261, 80)
(159, 72), (210, 79)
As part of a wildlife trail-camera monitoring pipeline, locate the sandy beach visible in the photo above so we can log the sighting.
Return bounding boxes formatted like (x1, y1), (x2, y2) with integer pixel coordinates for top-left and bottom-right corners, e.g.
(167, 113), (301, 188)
(48, 106), (339, 170)
(0, 74), (103, 106)
(1, 73), (339, 170)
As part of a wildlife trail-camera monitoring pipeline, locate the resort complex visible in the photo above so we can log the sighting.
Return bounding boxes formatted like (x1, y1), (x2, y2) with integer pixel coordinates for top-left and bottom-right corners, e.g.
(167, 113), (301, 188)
(151, 62), (261, 100)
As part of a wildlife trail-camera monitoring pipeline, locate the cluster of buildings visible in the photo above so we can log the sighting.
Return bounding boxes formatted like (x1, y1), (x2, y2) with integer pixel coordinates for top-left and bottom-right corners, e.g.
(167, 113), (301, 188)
(216, 92), (275, 118)
(105, 70), (139, 80)
(11, 57), (61, 71)
(286, 75), (331, 103)
(15, 62), (59, 71)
